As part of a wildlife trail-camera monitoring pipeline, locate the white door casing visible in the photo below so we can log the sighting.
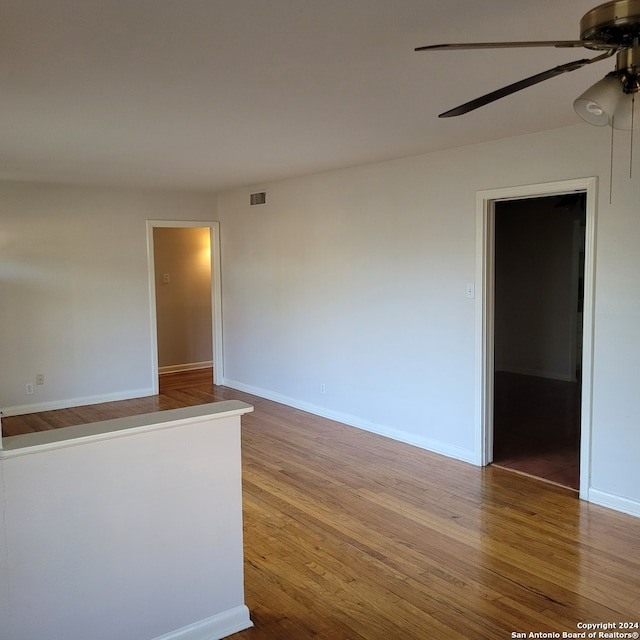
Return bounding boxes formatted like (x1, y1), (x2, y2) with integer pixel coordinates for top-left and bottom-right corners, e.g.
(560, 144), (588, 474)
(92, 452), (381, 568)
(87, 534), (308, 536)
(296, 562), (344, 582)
(475, 178), (597, 501)
(146, 220), (224, 391)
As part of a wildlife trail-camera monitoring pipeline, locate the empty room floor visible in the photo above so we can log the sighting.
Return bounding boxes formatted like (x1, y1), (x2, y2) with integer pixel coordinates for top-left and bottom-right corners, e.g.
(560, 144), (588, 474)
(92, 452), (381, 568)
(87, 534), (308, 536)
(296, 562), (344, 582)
(4, 370), (639, 638)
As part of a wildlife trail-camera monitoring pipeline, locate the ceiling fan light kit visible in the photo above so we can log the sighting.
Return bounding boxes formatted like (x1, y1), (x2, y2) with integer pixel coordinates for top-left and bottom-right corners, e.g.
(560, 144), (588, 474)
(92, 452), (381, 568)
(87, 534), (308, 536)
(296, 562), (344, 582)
(574, 47), (640, 129)
(574, 73), (627, 127)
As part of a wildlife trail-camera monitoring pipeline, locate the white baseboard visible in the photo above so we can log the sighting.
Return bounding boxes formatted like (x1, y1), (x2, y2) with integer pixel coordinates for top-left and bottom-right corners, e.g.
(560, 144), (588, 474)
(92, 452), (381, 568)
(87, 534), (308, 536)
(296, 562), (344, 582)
(152, 605), (253, 640)
(222, 378), (475, 465)
(159, 361), (213, 375)
(588, 488), (640, 518)
(0, 387), (156, 418)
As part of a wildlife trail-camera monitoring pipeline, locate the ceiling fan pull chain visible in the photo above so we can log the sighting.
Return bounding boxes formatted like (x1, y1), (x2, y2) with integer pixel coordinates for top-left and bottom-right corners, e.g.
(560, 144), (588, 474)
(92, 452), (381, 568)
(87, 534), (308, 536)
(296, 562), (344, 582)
(630, 93), (635, 180)
(610, 121), (615, 204)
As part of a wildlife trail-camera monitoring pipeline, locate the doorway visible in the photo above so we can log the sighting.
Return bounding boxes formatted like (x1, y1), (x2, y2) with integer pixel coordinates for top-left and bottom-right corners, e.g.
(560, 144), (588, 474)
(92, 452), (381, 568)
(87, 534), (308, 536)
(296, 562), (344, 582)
(492, 194), (585, 490)
(146, 220), (224, 393)
(153, 226), (213, 374)
(475, 178), (597, 500)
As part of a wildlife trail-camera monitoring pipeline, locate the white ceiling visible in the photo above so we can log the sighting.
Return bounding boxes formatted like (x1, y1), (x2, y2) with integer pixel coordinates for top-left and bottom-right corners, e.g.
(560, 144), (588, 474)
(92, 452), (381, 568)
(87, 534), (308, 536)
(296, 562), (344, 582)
(0, 0), (611, 191)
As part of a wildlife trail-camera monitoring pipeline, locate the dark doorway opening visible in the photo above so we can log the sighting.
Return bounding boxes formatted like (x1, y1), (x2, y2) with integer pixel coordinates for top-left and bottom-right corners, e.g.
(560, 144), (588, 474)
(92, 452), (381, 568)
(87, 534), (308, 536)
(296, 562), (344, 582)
(492, 193), (586, 490)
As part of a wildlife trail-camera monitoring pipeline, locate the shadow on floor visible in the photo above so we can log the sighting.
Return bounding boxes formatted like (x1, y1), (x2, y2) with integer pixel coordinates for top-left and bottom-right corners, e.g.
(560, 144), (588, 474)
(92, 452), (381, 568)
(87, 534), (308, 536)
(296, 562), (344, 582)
(492, 372), (580, 490)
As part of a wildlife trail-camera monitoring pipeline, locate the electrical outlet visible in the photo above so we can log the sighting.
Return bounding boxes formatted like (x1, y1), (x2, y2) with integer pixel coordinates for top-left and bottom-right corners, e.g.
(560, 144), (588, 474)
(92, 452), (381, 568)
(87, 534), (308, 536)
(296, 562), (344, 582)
(26, 383), (34, 395)
(36, 374), (45, 385)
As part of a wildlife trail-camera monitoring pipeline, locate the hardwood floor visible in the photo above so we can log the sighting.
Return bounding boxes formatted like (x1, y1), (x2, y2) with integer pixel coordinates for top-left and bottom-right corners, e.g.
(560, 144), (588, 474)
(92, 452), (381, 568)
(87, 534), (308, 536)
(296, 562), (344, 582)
(3, 370), (640, 639)
(493, 372), (581, 489)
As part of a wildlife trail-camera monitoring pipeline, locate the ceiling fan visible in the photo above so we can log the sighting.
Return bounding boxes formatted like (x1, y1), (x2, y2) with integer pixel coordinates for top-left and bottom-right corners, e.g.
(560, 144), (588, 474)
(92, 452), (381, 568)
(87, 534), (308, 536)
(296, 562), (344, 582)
(416, 0), (640, 128)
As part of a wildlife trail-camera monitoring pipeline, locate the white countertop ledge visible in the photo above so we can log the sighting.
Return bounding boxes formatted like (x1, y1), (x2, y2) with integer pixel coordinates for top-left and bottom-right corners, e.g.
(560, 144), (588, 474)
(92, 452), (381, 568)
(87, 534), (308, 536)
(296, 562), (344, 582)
(0, 400), (254, 458)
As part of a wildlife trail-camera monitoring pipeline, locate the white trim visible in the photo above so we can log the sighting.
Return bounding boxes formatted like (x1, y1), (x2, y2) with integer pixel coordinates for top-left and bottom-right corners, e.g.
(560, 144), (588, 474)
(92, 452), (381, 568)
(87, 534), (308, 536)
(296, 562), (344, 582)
(475, 178), (598, 503)
(579, 182), (598, 502)
(0, 387), (155, 418)
(0, 401), (253, 459)
(158, 361), (213, 375)
(474, 195), (494, 466)
(152, 605), (253, 640)
(588, 488), (640, 519)
(146, 220), (224, 392)
(222, 378), (476, 464)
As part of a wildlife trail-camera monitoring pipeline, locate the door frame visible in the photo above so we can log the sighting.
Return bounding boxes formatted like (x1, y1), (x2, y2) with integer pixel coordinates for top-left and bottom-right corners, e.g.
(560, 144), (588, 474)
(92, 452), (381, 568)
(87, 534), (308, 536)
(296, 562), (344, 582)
(146, 220), (224, 392)
(474, 178), (597, 500)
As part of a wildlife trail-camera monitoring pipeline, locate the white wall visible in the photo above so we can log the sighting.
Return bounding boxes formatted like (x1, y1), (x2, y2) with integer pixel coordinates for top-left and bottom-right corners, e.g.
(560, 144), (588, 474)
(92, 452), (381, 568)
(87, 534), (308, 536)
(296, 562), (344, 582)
(0, 182), (216, 415)
(0, 402), (253, 640)
(219, 159), (478, 462)
(1, 122), (639, 516)
(217, 123), (640, 514)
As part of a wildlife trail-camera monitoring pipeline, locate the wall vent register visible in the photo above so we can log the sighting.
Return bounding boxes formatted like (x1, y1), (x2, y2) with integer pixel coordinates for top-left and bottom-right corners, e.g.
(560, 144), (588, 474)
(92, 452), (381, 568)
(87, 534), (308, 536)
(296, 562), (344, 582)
(250, 191), (266, 206)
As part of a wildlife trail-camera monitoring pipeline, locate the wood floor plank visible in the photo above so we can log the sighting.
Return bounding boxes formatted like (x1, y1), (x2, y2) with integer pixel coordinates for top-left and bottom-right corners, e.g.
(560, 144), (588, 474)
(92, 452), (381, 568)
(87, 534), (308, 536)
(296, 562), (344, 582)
(3, 370), (639, 639)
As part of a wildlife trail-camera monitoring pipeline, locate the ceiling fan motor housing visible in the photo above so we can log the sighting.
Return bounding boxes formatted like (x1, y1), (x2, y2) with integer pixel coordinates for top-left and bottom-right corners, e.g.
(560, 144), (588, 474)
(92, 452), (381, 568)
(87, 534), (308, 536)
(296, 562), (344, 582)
(580, 0), (640, 47)
(581, 1), (640, 92)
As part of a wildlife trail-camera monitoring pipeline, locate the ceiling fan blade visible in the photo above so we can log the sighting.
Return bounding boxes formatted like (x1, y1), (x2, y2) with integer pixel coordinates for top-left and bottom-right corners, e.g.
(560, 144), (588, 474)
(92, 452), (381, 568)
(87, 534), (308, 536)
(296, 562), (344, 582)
(415, 40), (604, 52)
(438, 54), (612, 118)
